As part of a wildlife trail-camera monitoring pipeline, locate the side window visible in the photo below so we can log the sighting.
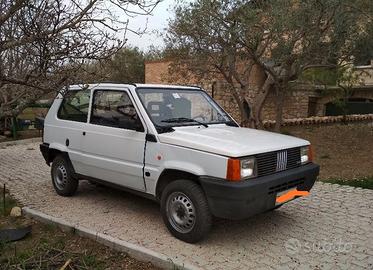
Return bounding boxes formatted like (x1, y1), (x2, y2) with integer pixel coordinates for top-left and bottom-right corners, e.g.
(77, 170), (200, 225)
(90, 90), (144, 131)
(57, 90), (90, 122)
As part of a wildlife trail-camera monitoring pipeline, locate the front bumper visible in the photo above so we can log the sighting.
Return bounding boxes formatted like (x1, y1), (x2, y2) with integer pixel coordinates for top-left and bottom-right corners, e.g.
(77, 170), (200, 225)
(199, 163), (319, 220)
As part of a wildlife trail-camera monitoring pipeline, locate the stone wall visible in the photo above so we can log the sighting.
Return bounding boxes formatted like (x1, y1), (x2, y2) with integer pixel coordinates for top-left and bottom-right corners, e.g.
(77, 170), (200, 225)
(145, 60), (173, 84)
(264, 113), (373, 128)
(145, 60), (312, 122)
(145, 60), (266, 87)
(145, 60), (373, 123)
(183, 81), (314, 122)
(355, 63), (373, 85)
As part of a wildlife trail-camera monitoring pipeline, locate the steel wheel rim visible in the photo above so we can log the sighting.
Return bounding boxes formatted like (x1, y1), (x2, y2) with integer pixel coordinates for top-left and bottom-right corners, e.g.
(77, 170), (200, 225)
(54, 164), (68, 190)
(166, 192), (196, 233)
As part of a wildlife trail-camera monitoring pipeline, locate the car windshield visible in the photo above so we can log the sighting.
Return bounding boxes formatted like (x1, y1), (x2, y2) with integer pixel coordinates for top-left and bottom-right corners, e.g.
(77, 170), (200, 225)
(136, 88), (232, 128)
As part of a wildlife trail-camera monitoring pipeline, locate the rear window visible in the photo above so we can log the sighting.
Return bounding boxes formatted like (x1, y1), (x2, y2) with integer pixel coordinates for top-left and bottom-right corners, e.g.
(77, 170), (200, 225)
(57, 89), (90, 122)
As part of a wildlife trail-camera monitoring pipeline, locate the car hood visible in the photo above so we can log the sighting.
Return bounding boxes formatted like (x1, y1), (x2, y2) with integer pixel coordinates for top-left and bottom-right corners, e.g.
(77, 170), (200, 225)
(157, 125), (309, 157)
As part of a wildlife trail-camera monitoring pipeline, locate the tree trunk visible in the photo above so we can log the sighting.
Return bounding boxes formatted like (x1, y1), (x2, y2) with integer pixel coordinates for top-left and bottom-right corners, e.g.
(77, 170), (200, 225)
(251, 75), (274, 129)
(274, 86), (286, 132)
(0, 118), (5, 133)
(238, 99), (250, 127)
(341, 87), (351, 124)
(233, 84), (251, 127)
(342, 95), (348, 124)
(225, 84), (250, 127)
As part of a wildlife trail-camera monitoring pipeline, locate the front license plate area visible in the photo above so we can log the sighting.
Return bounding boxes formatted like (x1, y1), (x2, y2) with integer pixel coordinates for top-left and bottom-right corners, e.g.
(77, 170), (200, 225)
(275, 188), (297, 206)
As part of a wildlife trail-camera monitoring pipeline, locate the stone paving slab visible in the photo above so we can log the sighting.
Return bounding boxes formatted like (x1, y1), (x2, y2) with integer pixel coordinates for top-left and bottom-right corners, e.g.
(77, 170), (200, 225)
(0, 142), (372, 269)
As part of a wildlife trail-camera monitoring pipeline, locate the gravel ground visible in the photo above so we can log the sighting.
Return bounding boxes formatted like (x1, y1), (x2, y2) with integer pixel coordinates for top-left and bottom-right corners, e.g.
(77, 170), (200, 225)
(0, 142), (372, 270)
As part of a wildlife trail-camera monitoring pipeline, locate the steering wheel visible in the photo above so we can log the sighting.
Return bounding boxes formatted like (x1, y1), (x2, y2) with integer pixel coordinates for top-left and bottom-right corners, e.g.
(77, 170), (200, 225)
(117, 105), (137, 120)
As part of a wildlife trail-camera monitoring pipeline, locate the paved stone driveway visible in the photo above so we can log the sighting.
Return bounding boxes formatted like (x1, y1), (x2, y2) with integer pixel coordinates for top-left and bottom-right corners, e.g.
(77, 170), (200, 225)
(0, 142), (372, 270)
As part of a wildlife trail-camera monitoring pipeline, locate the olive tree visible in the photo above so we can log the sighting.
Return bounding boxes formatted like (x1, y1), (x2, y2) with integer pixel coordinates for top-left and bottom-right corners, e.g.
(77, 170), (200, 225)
(0, 0), (160, 128)
(102, 47), (146, 83)
(165, 0), (371, 129)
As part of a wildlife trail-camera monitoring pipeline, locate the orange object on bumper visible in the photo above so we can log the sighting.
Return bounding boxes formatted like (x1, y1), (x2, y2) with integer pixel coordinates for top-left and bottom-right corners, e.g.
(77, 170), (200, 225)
(276, 189), (310, 204)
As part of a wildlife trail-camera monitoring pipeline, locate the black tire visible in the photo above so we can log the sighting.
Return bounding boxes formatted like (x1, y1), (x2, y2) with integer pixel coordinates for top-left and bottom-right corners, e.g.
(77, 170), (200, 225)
(160, 180), (212, 243)
(51, 155), (78, 196)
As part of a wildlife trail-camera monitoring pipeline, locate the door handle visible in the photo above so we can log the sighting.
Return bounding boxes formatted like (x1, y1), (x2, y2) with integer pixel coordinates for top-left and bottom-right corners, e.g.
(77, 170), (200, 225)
(82, 131), (86, 136)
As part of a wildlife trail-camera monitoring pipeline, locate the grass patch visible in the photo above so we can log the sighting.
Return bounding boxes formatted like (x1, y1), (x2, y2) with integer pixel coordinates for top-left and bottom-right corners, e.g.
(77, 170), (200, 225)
(0, 189), (17, 216)
(82, 254), (105, 269)
(0, 222), (158, 269)
(322, 176), (373, 189)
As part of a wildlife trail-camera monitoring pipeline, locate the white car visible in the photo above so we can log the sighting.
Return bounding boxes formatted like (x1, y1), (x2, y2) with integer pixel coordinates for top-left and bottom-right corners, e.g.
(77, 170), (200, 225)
(40, 83), (319, 243)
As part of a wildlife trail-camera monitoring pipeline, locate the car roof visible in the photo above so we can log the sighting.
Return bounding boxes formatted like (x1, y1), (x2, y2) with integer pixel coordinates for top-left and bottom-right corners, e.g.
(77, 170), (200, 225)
(135, 83), (201, 90)
(67, 83), (201, 91)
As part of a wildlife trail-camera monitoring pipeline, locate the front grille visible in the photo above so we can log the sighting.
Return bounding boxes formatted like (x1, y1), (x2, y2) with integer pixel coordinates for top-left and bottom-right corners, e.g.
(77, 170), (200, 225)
(256, 147), (301, 177)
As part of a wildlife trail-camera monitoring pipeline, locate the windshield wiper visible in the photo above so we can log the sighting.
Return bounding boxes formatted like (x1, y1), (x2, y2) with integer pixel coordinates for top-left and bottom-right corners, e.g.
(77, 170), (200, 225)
(161, 117), (208, 128)
(225, 120), (239, 127)
(155, 125), (175, 134)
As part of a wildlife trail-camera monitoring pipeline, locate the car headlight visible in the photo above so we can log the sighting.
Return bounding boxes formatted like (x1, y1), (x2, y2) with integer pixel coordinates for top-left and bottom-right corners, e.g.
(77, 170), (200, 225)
(227, 157), (257, 181)
(301, 145), (313, 164)
(241, 158), (257, 178)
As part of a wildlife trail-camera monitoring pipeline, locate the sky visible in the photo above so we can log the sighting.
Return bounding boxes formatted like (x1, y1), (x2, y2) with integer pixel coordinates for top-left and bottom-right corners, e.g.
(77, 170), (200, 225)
(124, 0), (178, 51)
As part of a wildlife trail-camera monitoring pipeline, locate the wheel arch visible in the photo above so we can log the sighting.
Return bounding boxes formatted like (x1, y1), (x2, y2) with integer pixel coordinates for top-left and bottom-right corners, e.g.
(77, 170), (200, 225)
(47, 148), (63, 164)
(155, 169), (201, 200)
(44, 146), (76, 175)
(43, 143), (67, 163)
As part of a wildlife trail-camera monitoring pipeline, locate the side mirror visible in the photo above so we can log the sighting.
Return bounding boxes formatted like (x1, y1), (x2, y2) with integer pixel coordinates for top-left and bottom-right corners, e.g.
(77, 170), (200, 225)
(118, 118), (144, 132)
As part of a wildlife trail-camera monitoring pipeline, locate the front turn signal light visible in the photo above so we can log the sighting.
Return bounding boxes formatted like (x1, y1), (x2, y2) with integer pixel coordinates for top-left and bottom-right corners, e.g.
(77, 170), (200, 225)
(226, 158), (241, 181)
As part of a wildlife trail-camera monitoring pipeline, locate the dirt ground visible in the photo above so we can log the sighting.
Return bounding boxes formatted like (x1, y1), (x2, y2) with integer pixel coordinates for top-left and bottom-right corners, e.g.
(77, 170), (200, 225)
(0, 215), (160, 270)
(0, 130), (41, 143)
(282, 121), (373, 180)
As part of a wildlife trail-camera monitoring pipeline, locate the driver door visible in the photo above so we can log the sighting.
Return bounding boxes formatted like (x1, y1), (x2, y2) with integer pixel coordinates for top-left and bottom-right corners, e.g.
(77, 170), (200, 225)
(80, 89), (146, 191)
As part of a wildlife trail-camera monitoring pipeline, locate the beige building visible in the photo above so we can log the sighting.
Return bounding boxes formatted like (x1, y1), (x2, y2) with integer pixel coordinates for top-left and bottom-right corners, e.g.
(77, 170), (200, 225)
(145, 60), (373, 122)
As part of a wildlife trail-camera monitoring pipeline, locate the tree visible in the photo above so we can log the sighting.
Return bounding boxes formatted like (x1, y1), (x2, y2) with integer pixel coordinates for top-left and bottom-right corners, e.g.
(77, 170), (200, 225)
(0, 0), (160, 128)
(334, 66), (365, 121)
(102, 47), (146, 83)
(352, 25), (373, 66)
(144, 45), (167, 61)
(165, 0), (372, 130)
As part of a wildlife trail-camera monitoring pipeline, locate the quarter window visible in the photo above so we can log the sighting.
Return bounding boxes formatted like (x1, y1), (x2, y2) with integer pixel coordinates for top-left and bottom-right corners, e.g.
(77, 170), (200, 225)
(57, 89), (90, 122)
(90, 90), (143, 131)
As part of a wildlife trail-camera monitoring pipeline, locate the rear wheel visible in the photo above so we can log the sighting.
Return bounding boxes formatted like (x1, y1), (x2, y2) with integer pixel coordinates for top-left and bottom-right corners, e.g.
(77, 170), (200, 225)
(161, 180), (212, 243)
(51, 155), (78, 196)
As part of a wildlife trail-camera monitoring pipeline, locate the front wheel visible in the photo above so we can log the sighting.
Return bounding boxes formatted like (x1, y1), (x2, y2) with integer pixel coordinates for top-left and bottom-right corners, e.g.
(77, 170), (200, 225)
(51, 155), (78, 196)
(160, 180), (212, 243)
